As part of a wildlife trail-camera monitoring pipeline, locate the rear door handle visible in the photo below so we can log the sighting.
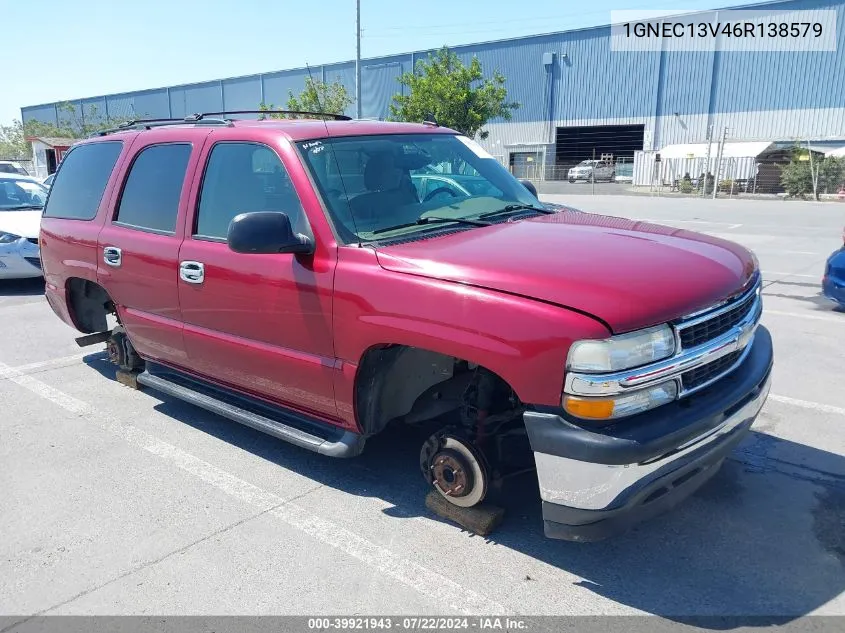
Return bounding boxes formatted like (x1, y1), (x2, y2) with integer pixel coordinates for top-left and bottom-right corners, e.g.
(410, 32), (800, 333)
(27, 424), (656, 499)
(103, 246), (122, 267)
(179, 261), (205, 284)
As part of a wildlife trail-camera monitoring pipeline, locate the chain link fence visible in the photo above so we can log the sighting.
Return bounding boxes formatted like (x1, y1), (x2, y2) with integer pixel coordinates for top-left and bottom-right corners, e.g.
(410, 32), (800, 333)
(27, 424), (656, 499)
(502, 125), (845, 200)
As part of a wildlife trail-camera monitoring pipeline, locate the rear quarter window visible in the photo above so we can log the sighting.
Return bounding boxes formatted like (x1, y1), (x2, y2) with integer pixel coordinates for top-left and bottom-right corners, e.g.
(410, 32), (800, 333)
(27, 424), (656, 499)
(43, 142), (123, 220)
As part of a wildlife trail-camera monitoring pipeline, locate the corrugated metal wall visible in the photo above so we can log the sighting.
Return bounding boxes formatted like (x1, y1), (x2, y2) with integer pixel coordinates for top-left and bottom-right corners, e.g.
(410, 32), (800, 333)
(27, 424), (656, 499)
(20, 0), (845, 149)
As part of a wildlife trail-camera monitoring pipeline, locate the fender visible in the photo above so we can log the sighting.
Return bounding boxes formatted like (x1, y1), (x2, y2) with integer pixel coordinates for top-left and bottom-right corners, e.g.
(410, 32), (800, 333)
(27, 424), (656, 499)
(332, 247), (610, 426)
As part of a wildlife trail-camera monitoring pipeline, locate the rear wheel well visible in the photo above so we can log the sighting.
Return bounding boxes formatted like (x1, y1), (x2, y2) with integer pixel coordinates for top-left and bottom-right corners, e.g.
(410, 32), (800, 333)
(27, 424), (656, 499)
(66, 278), (115, 333)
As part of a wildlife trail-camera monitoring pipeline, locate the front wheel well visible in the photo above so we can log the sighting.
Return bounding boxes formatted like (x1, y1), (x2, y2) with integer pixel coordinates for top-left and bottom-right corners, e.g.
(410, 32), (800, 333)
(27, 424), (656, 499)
(354, 344), (521, 437)
(66, 278), (115, 333)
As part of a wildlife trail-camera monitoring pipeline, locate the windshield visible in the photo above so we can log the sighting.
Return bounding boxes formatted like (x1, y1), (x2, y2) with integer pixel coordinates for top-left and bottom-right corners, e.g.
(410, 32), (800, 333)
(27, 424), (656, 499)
(576, 160), (597, 167)
(0, 178), (49, 210)
(296, 133), (540, 242)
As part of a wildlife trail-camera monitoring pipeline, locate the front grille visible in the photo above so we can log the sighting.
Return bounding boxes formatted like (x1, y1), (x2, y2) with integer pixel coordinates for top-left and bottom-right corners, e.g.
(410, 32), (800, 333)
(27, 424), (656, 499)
(24, 257), (42, 270)
(678, 283), (758, 349)
(681, 349), (743, 390)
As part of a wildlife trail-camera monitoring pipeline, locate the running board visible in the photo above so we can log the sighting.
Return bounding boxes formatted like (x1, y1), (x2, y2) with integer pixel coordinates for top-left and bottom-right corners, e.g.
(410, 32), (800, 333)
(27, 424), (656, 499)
(136, 366), (365, 458)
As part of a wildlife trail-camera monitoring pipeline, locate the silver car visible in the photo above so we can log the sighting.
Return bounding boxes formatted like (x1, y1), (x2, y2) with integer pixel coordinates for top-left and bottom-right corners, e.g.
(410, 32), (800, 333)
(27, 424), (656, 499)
(567, 159), (615, 183)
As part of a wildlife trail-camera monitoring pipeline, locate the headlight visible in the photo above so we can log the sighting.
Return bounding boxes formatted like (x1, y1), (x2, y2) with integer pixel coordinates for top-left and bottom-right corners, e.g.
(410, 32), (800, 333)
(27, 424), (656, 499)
(0, 232), (22, 244)
(567, 323), (676, 373)
(563, 380), (678, 420)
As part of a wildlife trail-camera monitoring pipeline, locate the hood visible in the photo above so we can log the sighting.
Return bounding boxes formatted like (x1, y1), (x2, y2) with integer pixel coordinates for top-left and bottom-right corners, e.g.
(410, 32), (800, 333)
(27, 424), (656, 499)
(0, 210), (42, 239)
(374, 211), (757, 333)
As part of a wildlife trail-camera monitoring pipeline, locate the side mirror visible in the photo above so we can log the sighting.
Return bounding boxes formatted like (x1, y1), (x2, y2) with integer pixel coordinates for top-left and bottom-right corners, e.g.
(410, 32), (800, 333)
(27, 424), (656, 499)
(227, 211), (314, 255)
(520, 179), (538, 197)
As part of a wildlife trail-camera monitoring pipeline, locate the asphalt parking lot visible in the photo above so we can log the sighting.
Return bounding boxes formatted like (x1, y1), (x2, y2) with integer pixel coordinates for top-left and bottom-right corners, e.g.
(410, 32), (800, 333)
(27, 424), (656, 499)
(1, 195), (844, 622)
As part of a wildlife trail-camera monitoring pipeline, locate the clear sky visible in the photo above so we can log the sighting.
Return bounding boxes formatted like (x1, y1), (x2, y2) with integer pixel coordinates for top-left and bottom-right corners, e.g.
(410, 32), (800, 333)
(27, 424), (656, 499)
(3, 0), (767, 124)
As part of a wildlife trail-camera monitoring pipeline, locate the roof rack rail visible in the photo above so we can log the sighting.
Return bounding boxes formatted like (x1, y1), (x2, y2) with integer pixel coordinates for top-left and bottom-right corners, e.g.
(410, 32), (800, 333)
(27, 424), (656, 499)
(92, 115), (232, 137)
(198, 110), (352, 121)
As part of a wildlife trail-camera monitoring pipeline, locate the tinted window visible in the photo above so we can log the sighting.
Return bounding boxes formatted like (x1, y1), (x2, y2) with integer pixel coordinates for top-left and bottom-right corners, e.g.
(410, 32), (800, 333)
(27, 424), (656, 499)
(195, 142), (306, 240)
(115, 144), (192, 233)
(43, 142), (123, 220)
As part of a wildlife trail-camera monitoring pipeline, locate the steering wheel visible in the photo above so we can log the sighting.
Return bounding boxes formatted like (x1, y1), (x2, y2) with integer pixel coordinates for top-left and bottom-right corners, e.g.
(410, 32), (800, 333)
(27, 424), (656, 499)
(423, 187), (459, 203)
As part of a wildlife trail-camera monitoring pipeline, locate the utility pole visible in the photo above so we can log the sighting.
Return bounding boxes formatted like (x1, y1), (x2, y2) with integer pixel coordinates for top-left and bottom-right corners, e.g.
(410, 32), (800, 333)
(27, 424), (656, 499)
(355, 0), (362, 119)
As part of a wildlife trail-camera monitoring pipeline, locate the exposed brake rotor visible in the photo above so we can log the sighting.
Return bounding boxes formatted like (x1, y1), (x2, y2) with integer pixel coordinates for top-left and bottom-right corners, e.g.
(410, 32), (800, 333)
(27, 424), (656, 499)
(420, 430), (489, 508)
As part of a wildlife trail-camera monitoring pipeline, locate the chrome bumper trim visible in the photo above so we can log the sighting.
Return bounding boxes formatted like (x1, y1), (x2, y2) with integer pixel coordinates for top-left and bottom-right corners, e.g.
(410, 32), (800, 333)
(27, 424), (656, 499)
(565, 293), (762, 398)
(535, 370), (771, 511)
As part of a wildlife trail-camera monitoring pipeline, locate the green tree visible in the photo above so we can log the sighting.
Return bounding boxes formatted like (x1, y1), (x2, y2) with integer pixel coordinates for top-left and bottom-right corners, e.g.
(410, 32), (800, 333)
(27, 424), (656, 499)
(259, 77), (354, 119)
(388, 47), (520, 140)
(0, 120), (28, 159)
(818, 156), (845, 194)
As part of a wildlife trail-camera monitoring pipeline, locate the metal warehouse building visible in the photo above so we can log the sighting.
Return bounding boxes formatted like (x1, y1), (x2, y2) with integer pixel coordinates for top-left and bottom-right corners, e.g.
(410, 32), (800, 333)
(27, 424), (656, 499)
(20, 0), (845, 184)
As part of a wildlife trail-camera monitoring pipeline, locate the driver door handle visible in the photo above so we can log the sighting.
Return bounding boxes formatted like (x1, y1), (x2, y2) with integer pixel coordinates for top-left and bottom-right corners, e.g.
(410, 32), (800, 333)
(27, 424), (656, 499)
(179, 261), (205, 284)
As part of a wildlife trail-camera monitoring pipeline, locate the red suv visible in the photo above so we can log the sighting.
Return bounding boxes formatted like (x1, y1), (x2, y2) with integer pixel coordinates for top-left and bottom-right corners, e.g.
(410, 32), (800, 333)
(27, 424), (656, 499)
(39, 112), (773, 541)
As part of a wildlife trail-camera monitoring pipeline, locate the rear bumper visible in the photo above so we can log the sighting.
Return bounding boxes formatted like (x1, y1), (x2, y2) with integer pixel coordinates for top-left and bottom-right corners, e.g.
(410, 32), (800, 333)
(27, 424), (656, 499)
(524, 325), (773, 541)
(822, 274), (845, 307)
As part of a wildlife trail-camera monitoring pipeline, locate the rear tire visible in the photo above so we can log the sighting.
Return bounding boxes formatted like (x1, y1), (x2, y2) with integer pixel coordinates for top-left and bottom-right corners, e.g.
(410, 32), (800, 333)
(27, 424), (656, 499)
(106, 326), (144, 372)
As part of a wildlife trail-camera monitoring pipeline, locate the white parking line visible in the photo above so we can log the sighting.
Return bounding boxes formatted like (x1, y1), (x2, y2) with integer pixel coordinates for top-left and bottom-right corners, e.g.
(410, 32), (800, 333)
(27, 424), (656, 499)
(0, 350), (100, 381)
(768, 394), (845, 417)
(0, 359), (509, 616)
(761, 271), (818, 279)
(763, 309), (842, 323)
(0, 300), (44, 312)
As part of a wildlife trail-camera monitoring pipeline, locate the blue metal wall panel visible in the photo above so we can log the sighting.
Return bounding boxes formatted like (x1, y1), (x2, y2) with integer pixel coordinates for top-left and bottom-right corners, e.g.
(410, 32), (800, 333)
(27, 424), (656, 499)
(20, 105), (58, 125)
(361, 59), (404, 119)
(321, 62), (357, 117)
(712, 0), (845, 113)
(133, 90), (171, 119)
(80, 97), (108, 125)
(222, 76), (262, 113)
(183, 82), (223, 117)
(262, 70), (309, 107)
(106, 95), (136, 120)
(555, 27), (661, 121)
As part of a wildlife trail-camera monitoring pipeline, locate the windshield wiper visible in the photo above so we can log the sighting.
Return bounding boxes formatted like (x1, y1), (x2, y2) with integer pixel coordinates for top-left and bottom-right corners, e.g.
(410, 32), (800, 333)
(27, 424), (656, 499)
(477, 204), (554, 220)
(2, 205), (44, 211)
(371, 216), (490, 235)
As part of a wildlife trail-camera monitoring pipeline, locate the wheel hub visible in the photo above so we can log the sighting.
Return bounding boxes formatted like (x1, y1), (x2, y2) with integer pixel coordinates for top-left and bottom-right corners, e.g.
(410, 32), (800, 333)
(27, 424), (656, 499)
(431, 448), (473, 498)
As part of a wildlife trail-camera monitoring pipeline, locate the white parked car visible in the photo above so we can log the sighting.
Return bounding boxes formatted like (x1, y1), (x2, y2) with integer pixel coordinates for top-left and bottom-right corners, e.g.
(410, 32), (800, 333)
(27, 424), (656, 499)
(0, 174), (48, 279)
(567, 159), (615, 183)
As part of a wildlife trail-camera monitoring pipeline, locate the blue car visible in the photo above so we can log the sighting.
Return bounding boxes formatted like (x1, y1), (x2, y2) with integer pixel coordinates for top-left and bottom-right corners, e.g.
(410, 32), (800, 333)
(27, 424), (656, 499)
(822, 228), (845, 308)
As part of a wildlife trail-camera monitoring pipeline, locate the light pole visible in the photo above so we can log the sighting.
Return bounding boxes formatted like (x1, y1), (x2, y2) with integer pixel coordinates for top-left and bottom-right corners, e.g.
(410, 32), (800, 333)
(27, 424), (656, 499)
(355, 0), (362, 119)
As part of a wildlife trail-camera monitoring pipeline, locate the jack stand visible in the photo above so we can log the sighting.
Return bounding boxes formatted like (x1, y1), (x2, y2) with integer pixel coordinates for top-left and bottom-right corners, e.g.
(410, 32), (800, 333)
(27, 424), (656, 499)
(424, 490), (505, 536)
(115, 369), (142, 390)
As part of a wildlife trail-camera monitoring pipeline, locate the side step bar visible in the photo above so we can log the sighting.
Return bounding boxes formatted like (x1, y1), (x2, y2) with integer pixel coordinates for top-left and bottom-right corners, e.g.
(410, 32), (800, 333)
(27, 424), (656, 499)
(136, 368), (365, 458)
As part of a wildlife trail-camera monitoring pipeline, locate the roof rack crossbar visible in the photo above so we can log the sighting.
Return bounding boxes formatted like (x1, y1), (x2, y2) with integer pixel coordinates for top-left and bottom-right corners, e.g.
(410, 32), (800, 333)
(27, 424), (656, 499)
(197, 110), (352, 121)
(92, 116), (232, 137)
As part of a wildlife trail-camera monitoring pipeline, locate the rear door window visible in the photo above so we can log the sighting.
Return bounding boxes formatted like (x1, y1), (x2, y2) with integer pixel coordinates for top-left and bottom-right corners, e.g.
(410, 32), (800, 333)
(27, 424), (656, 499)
(114, 143), (192, 234)
(43, 141), (123, 220)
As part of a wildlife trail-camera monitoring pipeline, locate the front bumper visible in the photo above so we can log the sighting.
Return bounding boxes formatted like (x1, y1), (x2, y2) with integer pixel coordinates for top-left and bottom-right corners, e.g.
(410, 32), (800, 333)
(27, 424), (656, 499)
(524, 325), (773, 542)
(0, 239), (42, 279)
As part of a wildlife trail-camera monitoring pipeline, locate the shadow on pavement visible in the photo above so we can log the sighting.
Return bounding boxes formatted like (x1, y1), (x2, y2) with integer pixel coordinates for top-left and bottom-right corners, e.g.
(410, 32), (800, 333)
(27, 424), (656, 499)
(0, 277), (44, 296)
(82, 357), (845, 625)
